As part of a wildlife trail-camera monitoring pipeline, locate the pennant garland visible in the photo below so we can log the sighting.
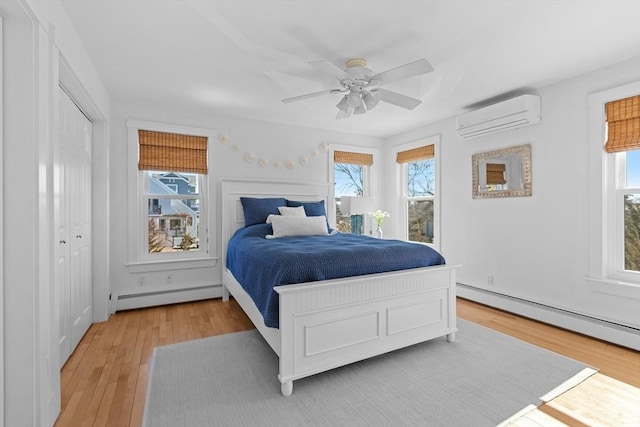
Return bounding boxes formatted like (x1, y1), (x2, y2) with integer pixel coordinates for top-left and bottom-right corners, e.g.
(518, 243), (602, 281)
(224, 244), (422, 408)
(218, 133), (330, 170)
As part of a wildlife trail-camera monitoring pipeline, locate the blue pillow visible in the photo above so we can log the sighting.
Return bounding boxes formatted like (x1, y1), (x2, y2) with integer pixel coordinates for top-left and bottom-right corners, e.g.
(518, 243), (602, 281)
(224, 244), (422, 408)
(240, 197), (286, 227)
(286, 199), (326, 217)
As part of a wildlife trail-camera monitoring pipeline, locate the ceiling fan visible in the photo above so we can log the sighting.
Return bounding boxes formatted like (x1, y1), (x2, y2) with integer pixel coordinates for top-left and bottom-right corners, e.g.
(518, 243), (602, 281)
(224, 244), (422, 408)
(281, 58), (434, 119)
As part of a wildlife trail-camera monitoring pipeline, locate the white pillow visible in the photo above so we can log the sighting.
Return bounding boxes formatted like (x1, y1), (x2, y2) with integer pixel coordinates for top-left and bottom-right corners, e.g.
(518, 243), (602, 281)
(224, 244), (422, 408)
(266, 215), (329, 238)
(277, 206), (306, 217)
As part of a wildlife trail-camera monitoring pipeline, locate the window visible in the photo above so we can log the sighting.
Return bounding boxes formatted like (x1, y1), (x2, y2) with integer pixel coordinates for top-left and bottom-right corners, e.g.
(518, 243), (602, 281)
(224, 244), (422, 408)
(588, 86), (640, 289)
(127, 120), (215, 270)
(146, 171), (201, 253)
(604, 95), (640, 278)
(621, 150), (640, 272)
(396, 138), (439, 246)
(333, 150), (372, 234)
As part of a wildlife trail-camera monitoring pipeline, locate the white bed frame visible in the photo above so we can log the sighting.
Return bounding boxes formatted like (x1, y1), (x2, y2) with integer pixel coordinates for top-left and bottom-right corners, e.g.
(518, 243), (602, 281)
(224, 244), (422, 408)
(221, 178), (458, 396)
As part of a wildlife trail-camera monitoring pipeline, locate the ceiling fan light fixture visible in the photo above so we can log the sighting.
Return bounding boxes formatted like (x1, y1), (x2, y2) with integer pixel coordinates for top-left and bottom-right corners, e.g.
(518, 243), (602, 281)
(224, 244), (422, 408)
(363, 91), (379, 110)
(347, 91), (363, 108)
(284, 57), (433, 119)
(336, 95), (349, 112)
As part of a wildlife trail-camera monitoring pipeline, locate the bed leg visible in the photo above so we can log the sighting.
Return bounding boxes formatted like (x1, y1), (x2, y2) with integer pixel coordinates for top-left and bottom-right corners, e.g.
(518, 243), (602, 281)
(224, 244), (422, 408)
(281, 381), (293, 397)
(446, 332), (456, 343)
(222, 284), (229, 302)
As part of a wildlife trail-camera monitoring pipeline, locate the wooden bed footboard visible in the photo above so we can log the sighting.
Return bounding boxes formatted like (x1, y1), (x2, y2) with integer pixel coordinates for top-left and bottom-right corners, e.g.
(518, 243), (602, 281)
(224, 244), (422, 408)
(223, 263), (457, 396)
(274, 264), (457, 396)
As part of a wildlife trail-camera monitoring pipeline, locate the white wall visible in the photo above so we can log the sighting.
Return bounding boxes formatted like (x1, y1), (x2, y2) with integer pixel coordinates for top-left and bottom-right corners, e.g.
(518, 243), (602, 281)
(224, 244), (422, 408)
(2, 1), (110, 425)
(109, 102), (383, 308)
(386, 57), (640, 341)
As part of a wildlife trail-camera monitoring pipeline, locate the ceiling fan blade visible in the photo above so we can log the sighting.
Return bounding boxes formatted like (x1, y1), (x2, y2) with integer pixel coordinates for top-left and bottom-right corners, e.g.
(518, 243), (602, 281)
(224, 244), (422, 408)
(369, 58), (433, 85)
(309, 60), (352, 81)
(282, 89), (342, 103)
(375, 88), (422, 110)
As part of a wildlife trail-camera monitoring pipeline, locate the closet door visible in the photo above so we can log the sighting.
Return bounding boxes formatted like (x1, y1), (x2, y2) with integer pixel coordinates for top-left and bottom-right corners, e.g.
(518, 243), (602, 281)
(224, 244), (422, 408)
(57, 88), (92, 366)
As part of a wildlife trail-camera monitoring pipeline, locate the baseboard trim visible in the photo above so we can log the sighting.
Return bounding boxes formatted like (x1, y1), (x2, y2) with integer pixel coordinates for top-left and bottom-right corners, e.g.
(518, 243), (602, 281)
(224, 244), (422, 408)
(115, 284), (223, 311)
(458, 283), (640, 351)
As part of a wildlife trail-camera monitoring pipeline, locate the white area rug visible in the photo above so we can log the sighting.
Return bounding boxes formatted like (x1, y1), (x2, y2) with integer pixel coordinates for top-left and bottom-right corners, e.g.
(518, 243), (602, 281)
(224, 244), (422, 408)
(143, 319), (594, 427)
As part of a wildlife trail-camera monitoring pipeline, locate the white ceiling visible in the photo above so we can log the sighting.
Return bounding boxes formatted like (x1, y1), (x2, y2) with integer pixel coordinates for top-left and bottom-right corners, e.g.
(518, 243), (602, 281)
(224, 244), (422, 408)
(59, 0), (640, 137)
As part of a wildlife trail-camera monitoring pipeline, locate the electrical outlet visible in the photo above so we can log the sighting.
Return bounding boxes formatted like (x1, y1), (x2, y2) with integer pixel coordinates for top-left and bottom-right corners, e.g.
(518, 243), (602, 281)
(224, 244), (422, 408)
(138, 276), (145, 286)
(166, 274), (172, 284)
(487, 274), (494, 285)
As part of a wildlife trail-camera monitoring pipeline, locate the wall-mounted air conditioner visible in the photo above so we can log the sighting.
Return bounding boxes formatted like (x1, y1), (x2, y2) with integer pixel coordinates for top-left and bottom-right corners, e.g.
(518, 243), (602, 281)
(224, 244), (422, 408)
(456, 94), (541, 139)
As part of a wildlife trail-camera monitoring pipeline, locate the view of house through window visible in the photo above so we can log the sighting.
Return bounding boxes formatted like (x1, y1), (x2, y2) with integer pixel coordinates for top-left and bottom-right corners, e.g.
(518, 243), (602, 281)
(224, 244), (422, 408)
(146, 171), (201, 253)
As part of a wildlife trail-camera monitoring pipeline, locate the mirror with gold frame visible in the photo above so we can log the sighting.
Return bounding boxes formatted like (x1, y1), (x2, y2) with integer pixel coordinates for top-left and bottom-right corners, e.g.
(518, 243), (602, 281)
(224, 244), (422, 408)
(472, 144), (532, 199)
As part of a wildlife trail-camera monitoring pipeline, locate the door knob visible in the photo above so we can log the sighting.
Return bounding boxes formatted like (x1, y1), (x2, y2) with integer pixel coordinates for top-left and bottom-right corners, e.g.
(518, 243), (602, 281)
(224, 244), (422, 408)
(76, 235), (82, 238)
(59, 240), (67, 244)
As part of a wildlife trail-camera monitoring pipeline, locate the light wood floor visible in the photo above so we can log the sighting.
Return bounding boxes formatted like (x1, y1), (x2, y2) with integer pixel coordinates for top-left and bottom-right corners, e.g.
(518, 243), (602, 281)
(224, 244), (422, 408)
(55, 297), (639, 426)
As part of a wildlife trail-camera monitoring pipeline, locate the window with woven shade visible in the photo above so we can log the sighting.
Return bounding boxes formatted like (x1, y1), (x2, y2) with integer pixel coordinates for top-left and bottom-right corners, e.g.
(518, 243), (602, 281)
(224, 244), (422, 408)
(333, 150), (373, 234)
(588, 86), (640, 286)
(127, 120), (213, 265)
(604, 95), (640, 153)
(395, 144), (434, 164)
(396, 142), (438, 245)
(138, 130), (208, 174)
(334, 150), (373, 166)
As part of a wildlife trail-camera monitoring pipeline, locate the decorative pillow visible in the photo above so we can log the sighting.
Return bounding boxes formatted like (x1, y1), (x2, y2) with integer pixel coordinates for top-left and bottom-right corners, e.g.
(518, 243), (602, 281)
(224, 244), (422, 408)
(240, 197), (286, 227)
(266, 215), (330, 239)
(277, 206), (306, 217)
(286, 200), (326, 217)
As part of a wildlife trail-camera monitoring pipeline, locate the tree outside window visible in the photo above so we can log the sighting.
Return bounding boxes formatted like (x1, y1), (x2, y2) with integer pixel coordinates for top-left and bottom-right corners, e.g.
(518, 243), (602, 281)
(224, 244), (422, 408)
(623, 150), (640, 272)
(333, 150), (371, 234)
(407, 159), (435, 243)
(397, 144), (437, 244)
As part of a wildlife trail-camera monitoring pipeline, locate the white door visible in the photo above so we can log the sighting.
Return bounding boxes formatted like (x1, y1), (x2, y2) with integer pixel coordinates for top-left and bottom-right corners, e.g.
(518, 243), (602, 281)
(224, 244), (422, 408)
(57, 88), (92, 366)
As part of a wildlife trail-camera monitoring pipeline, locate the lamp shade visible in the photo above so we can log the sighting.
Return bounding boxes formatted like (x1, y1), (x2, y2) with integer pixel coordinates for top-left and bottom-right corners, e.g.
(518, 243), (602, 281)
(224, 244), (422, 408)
(336, 95), (349, 112)
(347, 91), (363, 108)
(363, 91), (379, 110)
(340, 196), (373, 215)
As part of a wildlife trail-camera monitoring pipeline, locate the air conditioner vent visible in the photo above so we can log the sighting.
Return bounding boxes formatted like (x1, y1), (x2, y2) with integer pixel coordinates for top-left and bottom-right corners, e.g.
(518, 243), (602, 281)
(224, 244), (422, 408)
(456, 94), (541, 139)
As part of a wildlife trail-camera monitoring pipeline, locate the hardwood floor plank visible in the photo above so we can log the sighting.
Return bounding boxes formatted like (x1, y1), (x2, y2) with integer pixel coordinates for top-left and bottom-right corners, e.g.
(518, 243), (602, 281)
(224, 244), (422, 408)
(55, 297), (639, 427)
(545, 373), (640, 426)
(457, 297), (640, 387)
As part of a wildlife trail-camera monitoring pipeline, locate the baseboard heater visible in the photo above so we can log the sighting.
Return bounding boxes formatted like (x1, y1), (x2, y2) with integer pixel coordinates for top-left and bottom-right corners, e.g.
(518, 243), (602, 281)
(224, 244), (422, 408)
(457, 283), (640, 350)
(115, 284), (222, 311)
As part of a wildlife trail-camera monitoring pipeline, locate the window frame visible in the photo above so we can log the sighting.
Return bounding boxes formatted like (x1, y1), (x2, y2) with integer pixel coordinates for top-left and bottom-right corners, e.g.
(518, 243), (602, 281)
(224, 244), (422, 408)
(126, 119), (217, 273)
(587, 82), (640, 295)
(395, 135), (441, 250)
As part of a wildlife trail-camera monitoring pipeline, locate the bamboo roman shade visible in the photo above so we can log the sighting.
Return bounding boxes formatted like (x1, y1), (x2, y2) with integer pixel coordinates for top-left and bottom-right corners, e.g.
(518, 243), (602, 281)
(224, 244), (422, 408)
(486, 163), (506, 185)
(396, 144), (435, 163)
(604, 95), (640, 153)
(138, 130), (208, 174)
(334, 150), (373, 166)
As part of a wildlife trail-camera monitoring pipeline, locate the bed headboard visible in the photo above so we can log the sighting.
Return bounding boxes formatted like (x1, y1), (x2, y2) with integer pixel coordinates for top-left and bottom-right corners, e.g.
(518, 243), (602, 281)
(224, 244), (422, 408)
(220, 178), (332, 264)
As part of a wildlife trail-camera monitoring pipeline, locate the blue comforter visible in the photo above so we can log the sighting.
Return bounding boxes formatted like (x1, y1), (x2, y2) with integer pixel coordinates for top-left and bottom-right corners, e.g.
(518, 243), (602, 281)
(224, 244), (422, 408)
(226, 223), (446, 328)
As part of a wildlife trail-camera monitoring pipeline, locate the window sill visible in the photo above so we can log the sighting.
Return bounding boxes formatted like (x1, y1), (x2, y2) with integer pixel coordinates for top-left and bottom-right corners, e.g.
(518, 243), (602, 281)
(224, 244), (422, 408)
(127, 257), (218, 273)
(586, 277), (640, 300)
